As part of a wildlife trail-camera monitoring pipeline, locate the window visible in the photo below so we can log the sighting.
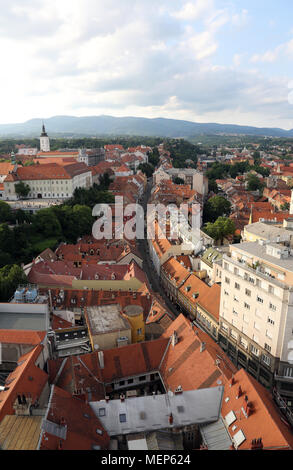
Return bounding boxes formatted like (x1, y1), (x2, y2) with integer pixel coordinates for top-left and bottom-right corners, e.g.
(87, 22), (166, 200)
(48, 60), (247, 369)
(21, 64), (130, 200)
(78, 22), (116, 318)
(243, 314), (249, 324)
(268, 317), (275, 326)
(233, 308), (238, 316)
(139, 376), (146, 382)
(119, 414), (127, 423)
(266, 330), (273, 340)
(230, 330), (238, 340)
(284, 367), (293, 378)
(119, 381), (125, 386)
(262, 354), (271, 366)
(221, 323), (228, 332)
(128, 379), (134, 384)
(235, 282), (240, 290)
(234, 267), (239, 275)
(264, 343), (271, 352)
(98, 408), (106, 417)
(257, 296), (263, 303)
(234, 296), (239, 302)
(224, 290), (229, 296)
(256, 279), (262, 288)
(137, 328), (142, 335)
(245, 289), (251, 297)
(244, 302), (250, 310)
(251, 345), (259, 356)
(269, 303), (277, 312)
(225, 277), (230, 284)
(255, 309), (262, 319)
(268, 285), (274, 295)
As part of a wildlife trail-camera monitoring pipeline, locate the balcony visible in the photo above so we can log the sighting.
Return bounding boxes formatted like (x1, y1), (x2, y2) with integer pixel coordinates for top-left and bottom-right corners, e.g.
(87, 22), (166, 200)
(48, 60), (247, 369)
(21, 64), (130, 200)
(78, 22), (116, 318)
(274, 372), (293, 383)
(223, 254), (286, 291)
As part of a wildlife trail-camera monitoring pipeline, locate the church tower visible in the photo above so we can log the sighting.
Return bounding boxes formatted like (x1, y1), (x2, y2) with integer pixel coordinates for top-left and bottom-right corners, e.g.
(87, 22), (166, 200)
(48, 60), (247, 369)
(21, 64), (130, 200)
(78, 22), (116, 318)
(40, 123), (50, 152)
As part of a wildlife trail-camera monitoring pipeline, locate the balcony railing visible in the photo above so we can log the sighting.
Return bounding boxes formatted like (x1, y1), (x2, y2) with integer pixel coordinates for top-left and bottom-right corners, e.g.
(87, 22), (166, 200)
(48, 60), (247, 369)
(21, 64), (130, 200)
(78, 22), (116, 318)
(274, 372), (293, 383)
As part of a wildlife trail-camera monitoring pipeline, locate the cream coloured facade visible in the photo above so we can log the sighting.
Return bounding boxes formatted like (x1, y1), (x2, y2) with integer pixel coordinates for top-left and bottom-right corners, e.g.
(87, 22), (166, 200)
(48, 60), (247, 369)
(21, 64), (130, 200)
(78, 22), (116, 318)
(4, 165), (92, 201)
(218, 241), (293, 404)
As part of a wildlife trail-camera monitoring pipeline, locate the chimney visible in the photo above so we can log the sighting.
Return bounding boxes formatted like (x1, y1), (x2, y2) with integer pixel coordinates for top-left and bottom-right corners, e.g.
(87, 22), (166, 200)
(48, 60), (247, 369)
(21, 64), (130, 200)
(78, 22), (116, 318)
(251, 438), (263, 450)
(171, 330), (178, 347)
(200, 342), (206, 353)
(60, 416), (66, 427)
(98, 351), (104, 369)
(246, 401), (253, 417)
(230, 376), (235, 387)
(236, 385), (242, 399)
(174, 385), (183, 395)
(169, 413), (174, 425)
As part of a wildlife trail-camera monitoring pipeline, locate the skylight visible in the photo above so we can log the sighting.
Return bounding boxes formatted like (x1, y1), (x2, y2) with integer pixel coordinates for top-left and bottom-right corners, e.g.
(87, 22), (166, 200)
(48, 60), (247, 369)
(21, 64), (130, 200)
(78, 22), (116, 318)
(233, 429), (246, 448)
(225, 410), (237, 427)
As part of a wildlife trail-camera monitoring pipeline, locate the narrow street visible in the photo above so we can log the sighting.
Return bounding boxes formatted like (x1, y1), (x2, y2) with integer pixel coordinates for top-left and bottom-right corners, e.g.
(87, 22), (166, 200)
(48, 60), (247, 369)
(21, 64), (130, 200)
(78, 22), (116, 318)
(137, 179), (181, 318)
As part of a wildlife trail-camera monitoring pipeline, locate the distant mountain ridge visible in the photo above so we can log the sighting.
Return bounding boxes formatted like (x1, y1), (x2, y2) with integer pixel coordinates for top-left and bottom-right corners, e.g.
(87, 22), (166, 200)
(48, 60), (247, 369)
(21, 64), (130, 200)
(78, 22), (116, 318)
(0, 115), (292, 138)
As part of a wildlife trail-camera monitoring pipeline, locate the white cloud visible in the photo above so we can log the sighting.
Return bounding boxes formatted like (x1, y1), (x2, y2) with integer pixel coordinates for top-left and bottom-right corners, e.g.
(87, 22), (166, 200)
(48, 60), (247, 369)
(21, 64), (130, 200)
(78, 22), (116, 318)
(0, 0), (290, 130)
(172, 0), (214, 21)
(231, 9), (248, 27)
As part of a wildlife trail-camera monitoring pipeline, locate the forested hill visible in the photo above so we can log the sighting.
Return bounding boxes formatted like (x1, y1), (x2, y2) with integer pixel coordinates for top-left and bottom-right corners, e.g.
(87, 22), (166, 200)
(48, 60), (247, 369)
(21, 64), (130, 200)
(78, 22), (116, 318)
(0, 115), (292, 138)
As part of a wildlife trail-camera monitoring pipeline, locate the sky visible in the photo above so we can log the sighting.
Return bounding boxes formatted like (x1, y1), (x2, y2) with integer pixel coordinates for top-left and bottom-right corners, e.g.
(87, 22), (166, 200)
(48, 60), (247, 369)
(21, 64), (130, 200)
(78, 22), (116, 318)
(0, 0), (293, 129)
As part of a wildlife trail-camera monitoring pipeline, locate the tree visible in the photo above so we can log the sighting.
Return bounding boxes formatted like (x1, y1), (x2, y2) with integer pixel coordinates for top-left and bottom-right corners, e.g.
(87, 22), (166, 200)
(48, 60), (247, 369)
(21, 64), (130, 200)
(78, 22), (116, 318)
(246, 174), (264, 192)
(32, 208), (62, 238)
(203, 196), (231, 223)
(148, 147), (160, 167)
(15, 181), (30, 198)
(72, 205), (94, 239)
(138, 163), (154, 178)
(204, 217), (236, 244)
(208, 180), (219, 194)
(252, 165), (270, 177)
(0, 201), (13, 223)
(253, 151), (261, 166)
(173, 177), (185, 185)
(0, 223), (15, 254)
(281, 202), (290, 211)
(0, 264), (28, 302)
(99, 173), (111, 189)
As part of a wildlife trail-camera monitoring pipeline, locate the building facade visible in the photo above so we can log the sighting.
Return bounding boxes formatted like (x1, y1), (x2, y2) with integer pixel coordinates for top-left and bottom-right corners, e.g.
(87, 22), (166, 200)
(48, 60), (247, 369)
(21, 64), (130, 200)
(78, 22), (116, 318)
(219, 241), (293, 407)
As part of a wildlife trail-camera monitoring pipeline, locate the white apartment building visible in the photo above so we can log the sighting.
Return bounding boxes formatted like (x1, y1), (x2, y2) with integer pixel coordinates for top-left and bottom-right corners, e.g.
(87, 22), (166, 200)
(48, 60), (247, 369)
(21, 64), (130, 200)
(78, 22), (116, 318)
(4, 163), (92, 201)
(218, 240), (293, 406)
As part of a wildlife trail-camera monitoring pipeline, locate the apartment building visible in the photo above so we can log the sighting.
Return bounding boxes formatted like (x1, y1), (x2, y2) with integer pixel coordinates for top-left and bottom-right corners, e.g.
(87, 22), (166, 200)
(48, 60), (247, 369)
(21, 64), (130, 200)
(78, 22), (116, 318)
(219, 240), (293, 406)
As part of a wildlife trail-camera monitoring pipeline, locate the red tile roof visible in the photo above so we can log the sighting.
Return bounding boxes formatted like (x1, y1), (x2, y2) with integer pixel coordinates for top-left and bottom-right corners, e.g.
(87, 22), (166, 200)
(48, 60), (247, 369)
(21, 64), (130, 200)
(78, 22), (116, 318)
(5, 163), (90, 182)
(222, 368), (293, 450)
(0, 345), (48, 423)
(160, 315), (236, 392)
(39, 385), (109, 450)
(0, 330), (46, 345)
